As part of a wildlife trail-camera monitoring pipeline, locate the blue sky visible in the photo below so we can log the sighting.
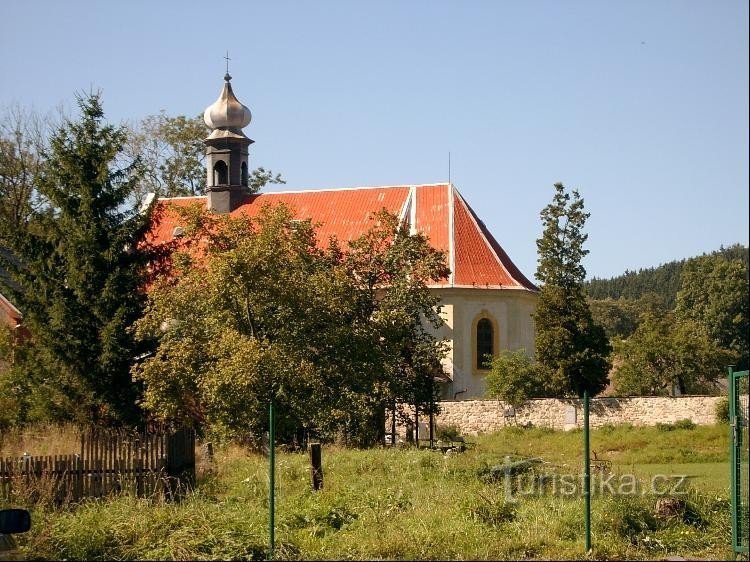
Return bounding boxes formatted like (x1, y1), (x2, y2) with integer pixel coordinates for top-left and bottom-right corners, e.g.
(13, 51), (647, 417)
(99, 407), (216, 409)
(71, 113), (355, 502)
(1, 0), (747, 280)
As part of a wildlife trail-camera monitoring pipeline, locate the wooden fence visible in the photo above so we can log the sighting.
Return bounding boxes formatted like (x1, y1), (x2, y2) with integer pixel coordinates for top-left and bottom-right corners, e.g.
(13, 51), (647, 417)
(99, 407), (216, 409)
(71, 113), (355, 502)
(0, 427), (195, 503)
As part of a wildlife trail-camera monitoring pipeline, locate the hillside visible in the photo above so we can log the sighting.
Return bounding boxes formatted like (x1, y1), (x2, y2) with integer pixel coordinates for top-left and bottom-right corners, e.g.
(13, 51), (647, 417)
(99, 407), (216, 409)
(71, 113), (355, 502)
(585, 243), (748, 308)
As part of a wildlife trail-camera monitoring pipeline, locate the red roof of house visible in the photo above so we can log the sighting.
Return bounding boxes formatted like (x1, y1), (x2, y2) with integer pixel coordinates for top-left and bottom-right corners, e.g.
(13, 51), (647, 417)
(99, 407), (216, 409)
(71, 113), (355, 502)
(149, 184), (537, 291)
(0, 292), (22, 328)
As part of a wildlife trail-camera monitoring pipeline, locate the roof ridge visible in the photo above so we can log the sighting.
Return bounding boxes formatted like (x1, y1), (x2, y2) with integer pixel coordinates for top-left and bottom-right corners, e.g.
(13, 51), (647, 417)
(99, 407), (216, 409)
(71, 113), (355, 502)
(156, 185), (450, 200)
(157, 195), (207, 201)
(259, 183), (448, 195)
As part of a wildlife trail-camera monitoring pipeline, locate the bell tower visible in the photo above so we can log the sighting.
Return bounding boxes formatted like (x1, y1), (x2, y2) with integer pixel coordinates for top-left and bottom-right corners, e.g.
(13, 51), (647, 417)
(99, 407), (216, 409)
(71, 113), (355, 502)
(203, 72), (254, 213)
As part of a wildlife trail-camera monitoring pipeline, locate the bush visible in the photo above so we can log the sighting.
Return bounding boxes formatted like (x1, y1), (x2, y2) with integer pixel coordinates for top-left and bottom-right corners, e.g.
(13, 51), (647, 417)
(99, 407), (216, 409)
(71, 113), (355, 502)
(673, 418), (696, 430)
(656, 418), (696, 432)
(714, 398), (729, 424)
(484, 349), (547, 406)
(435, 424), (462, 442)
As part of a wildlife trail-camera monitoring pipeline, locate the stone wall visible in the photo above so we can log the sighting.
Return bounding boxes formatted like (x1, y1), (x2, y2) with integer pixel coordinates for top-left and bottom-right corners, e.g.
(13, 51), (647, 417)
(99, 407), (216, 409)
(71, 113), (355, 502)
(398, 396), (724, 436)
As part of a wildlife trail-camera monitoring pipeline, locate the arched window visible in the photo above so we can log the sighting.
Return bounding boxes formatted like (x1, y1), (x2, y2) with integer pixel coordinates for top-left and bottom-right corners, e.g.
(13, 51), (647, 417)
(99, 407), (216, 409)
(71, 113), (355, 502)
(213, 160), (228, 185)
(241, 161), (248, 187)
(476, 318), (494, 370)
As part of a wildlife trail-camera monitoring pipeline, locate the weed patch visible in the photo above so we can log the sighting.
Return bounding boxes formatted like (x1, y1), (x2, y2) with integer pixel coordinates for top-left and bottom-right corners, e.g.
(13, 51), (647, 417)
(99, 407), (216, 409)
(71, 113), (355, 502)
(7, 423), (733, 560)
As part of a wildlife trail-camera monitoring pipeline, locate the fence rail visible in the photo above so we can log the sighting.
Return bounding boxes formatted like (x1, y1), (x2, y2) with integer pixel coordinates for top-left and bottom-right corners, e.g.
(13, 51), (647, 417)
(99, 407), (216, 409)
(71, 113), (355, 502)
(0, 427), (194, 503)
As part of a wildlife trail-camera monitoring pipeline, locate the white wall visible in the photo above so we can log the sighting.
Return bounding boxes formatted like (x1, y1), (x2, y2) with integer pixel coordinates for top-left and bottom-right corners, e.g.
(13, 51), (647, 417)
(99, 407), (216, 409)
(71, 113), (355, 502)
(429, 287), (537, 399)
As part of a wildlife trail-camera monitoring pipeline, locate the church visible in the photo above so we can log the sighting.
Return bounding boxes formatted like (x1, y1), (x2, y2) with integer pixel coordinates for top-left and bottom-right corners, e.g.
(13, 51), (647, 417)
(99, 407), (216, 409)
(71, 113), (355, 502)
(148, 73), (539, 400)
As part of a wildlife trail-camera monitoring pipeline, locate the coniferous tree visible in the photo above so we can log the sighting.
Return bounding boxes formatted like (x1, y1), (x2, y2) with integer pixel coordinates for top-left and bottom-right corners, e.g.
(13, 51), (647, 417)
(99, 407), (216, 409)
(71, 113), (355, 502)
(0, 93), (154, 425)
(534, 182), (611, 397)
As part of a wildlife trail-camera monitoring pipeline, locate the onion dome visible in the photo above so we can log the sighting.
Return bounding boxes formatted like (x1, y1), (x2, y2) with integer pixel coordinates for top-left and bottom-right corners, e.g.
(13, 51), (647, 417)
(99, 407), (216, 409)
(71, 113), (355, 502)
(203, 73), (252, 136)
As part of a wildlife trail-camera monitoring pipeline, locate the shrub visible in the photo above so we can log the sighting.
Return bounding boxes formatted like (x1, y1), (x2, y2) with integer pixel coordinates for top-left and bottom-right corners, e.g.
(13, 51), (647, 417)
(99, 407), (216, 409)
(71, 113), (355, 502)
(674, 418), (696, 430)
(435, 424), (462, 442)
(714, 398), (729, 424)
(656, 418), (696, 432)
(599, 423), (618, 434)
(484, 349), (548, 407)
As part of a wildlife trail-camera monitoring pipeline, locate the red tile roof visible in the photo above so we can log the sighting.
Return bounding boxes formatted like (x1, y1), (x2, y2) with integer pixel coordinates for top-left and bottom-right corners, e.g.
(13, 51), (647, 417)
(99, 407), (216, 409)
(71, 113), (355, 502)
(149, 184), (537, 292)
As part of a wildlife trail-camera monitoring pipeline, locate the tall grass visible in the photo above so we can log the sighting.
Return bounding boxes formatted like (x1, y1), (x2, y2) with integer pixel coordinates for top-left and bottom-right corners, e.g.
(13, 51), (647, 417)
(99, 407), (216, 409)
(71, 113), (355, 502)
(0, 423), (81, 457)
(8, 423), (733, 560)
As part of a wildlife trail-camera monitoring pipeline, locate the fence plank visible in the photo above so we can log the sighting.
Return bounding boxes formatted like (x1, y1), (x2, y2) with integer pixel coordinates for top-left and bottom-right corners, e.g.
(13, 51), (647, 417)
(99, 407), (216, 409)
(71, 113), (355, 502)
(1, 426), (195, 503)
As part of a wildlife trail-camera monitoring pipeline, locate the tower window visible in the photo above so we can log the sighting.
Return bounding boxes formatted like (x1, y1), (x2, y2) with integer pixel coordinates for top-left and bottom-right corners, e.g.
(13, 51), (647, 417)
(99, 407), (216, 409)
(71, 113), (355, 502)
(241, 161), (248, 187)
(476, 318), (494, 370)
(213, 160), (228, 185)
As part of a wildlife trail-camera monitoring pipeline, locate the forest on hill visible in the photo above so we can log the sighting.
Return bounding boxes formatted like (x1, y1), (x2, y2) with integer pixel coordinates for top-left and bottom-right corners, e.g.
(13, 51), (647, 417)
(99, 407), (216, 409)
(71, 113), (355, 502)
(585, 244), (749, 308)
(583, 243), (748, 394)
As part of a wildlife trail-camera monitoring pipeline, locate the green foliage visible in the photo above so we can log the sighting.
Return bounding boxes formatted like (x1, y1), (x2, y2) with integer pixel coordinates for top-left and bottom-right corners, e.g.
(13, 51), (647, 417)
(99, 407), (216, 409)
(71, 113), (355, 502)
(674, 418), (697, 430)
(0, 93), (155, 425)
(126, 113), (285, 200)
(588, 293), (668, 340)
(13, 424), (732, 561)
(465, 490), (517, 527)
(132, 204), (449, 445)
(534, 183), (611, 397)
(435, 424), (462, 442)
(128, 112), (207, 198)
(675, 253), (749, 370)
(585, 243), (749, 308)
(484, 349), (548, 406)
(613, 312), (733, 396)
(714, 397), (729, 424)
(656, 419), (696, 432)
(0, 327), (24, 428)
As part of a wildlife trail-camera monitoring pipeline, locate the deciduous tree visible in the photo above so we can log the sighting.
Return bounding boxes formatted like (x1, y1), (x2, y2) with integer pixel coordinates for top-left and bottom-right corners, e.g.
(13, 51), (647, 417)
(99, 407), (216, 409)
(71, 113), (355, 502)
(612, 313), (732, 395)
(132, 205), (449, 445)
(675, 254), (748, 369)
(125, 113), (285, 201)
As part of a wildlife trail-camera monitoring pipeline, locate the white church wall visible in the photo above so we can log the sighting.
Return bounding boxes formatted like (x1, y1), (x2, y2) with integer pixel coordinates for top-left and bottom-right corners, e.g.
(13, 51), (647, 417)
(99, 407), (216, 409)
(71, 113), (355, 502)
(430, 288), (537, 400)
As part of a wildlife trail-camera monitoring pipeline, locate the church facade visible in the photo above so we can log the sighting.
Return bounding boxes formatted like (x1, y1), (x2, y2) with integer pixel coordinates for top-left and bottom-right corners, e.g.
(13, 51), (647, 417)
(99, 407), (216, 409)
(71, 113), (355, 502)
(149, 73), (539, 399)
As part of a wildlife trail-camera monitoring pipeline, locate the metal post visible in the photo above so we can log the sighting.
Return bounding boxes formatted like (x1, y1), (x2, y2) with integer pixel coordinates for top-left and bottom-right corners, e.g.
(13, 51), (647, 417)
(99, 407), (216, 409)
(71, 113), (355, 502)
(728, 365), (737, 556)
(583, 389), (591, 553)
(415, 406), (419, 448)
(429, 405), (435, 449)
(268, 399), (275, 561)
(309, 442), (323, 491)
(391, 399), (396, 447)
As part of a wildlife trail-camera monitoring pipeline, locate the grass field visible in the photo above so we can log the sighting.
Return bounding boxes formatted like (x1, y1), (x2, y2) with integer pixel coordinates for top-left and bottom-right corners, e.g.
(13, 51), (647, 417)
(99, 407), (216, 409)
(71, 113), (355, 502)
(3, 423), (734, 560)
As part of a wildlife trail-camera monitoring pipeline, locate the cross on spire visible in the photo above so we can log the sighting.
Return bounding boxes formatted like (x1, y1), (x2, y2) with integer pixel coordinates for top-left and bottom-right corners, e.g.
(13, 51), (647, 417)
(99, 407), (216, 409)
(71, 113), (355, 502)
(224, 51), (231, 74)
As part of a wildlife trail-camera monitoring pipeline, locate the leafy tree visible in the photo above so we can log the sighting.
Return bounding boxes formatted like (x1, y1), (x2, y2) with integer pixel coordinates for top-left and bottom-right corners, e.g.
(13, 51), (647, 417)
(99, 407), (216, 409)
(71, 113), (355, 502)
(0, 104), (50, 233)
(125, 112), (207, 199)
(125, 113), (285, 201)
(587, 298), (639, 341)
(132, 205), (449, 445)
(0, 93), (155, 425)
(484, 349), (548, 407)
(534, 182), (611, 397)
(612, 313), (733, 395)
(588, 292), (668, 341)
(341, 210), (450, 444)
(675, 254), (749, 369)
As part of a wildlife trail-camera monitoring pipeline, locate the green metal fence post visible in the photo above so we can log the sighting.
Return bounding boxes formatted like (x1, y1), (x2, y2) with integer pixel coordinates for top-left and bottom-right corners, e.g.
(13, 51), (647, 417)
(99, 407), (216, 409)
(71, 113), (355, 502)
(728, 365), (737, 557)
(268, 398), (275, 561)
(583, 389), (591, 553)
